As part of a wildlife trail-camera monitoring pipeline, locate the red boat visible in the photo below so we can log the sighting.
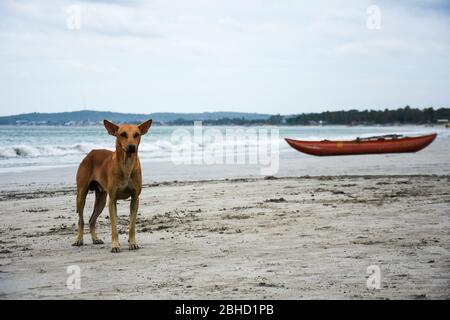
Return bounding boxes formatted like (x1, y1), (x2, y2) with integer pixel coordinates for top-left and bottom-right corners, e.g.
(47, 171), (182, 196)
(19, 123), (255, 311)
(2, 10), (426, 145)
(285, 133), (437, 156)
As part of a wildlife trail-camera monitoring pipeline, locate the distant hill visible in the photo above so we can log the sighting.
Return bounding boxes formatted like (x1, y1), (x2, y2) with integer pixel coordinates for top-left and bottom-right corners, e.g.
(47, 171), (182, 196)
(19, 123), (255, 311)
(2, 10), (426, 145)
(0, 110), (272, 125)
(0, 107), (448, 126)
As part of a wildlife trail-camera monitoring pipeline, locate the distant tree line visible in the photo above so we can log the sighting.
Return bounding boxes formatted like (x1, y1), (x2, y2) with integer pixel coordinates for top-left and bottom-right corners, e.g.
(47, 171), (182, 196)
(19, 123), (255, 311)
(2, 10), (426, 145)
(171, 106), (449, 126)
(285, 106), (449, 125)
(1, 106), (448, 126)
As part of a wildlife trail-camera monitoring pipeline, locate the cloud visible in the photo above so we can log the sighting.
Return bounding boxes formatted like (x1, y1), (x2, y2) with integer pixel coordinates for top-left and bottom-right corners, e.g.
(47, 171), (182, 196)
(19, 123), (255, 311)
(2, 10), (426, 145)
(0, 0), (164, 38)
(67, 58), (117, 73)
(335, 38), (423, 58)
(75, 2), (165, 39)
(0, 0), (449, 115)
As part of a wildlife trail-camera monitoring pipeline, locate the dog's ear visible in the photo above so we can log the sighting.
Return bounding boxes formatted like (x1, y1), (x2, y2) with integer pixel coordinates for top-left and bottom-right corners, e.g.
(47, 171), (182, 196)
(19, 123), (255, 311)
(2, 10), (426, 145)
(104, 120), (119, 136)
(138, 119), (152, 135)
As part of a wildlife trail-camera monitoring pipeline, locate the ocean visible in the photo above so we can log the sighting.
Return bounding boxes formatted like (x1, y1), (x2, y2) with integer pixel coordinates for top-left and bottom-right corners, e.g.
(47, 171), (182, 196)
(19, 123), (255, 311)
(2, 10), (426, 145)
(0, 125), (449, 191)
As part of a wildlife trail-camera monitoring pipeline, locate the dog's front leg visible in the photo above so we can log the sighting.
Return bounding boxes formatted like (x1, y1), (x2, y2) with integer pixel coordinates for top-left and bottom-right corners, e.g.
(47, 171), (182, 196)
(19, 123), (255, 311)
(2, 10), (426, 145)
(108, 197), (120, 253)
(128, 196), (139, 250)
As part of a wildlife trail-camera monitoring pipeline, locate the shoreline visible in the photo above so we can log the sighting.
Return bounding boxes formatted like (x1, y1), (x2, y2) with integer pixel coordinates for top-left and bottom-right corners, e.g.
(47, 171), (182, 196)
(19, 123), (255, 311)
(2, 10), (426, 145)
(1, 173), (449, 196)
(1, 175), (449, 299)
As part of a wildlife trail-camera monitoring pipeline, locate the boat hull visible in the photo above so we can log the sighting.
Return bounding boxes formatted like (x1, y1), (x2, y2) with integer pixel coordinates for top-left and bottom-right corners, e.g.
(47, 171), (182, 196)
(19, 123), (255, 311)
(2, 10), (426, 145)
(285, 133), (437, 156)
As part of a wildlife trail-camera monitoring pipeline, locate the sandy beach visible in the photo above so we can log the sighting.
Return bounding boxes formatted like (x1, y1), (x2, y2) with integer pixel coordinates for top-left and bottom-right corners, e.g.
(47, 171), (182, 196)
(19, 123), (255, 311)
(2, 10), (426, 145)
(1, 175), (449, 299)
(1, 0), (450, 305)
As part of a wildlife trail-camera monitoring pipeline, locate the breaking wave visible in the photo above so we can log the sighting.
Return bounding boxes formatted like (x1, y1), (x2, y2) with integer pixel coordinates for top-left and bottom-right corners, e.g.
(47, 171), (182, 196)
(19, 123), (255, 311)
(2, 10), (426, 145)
(0, 141), (176, 160)
(0, 143), (100, 159)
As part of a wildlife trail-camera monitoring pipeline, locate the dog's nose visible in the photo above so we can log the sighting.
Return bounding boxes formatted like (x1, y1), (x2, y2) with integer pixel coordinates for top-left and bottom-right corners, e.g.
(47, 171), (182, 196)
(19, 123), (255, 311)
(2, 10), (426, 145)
(127, 144), (136, 153)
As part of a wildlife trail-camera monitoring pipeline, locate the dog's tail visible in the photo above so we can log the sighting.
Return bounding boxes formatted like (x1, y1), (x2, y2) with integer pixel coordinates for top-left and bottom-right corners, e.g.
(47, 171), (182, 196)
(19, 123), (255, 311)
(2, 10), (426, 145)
(76, 189), (88, 215)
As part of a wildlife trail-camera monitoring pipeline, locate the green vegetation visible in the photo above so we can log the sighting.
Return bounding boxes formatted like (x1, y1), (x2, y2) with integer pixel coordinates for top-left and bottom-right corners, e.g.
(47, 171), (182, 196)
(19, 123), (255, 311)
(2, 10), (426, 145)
(172, 106), (449, 126)
(0, 110), (270, 125)
(0, 106), (448, 126)
(284, 106), (449, 125)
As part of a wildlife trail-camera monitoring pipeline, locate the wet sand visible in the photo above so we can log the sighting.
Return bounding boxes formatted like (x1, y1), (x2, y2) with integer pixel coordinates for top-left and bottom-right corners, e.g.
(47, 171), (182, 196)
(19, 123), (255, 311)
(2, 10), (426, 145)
(0, 175), (449, 299)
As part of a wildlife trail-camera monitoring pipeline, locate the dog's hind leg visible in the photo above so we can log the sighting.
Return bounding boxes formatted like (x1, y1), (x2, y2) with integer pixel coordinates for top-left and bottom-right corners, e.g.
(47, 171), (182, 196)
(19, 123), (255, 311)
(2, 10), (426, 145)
(89, 189), (107, 244)
(73, 186), (88, 246)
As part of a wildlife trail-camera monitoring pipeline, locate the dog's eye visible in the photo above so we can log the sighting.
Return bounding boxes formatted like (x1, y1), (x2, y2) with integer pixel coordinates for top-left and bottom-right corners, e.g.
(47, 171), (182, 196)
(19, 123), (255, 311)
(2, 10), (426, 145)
(134, 133), (140, 138)
(120, 132), (127, 138)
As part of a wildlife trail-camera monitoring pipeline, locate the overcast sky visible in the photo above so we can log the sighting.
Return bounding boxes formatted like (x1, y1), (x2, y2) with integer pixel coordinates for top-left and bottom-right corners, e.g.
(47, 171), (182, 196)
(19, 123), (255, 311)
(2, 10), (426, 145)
(0, 0), (449, 116)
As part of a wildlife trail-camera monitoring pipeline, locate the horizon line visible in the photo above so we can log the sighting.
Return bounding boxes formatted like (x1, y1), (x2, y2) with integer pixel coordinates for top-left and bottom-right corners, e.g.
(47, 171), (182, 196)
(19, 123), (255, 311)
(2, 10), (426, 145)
(0, 105), (448, 118)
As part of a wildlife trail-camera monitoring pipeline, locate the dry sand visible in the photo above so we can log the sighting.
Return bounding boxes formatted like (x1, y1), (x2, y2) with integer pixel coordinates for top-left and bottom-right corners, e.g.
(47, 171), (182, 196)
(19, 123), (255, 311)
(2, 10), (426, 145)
(0, 175), (449, 299)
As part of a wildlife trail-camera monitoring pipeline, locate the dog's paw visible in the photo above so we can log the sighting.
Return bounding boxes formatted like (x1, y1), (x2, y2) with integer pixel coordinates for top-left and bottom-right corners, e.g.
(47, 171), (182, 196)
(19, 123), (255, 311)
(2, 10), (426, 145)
(72, 240), (83, 246)
(129, 243), (140, 250)
(92, 239), (104, 245)
(111, 246), (121, 253)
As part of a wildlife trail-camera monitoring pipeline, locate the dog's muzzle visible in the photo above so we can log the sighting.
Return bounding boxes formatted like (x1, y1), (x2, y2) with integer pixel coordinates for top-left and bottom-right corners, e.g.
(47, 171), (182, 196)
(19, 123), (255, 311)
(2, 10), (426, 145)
(126, 144), (136, 154)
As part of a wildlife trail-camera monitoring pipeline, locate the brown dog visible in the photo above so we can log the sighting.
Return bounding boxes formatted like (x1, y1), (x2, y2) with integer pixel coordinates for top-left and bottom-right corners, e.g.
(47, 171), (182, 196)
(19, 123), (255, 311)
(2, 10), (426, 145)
(73, 119), (152, 252)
